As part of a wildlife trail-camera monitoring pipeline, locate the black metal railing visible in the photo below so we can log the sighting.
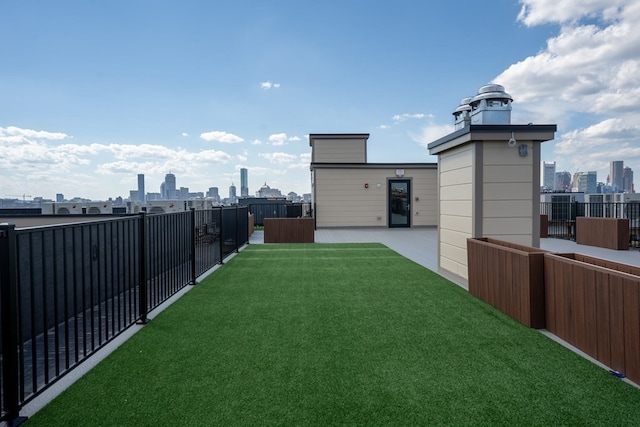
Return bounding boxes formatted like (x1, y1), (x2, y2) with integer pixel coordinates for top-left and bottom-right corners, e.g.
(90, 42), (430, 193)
(540, 201), (640, 248)
(242, 202), (312, 226)
(0, 206), (248, 424)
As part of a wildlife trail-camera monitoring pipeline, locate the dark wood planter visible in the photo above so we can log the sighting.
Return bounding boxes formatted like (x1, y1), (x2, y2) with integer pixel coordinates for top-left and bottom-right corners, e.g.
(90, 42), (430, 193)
(264, 218), (315, 243)
(248, 214), (254, 237)
(467, 237), (548, 328)
(544, 253), (640, 385)
(576, 217), (629, 250)
(540, 214), (548, 238)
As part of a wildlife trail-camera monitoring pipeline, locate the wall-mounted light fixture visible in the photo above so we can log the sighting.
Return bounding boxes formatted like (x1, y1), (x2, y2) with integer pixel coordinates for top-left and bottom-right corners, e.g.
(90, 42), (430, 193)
(519, 144), (528, 157)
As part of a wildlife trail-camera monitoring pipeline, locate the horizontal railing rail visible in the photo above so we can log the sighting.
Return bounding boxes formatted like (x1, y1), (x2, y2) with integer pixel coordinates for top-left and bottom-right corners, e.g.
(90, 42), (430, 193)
(0, 206), (248, 424)
(540, 201), (640, 248)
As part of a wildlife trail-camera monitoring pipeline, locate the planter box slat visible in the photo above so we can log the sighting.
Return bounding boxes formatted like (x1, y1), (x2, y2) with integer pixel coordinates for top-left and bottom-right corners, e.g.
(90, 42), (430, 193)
(623, 280), (640, 383)
(582, 266), (598, 358)
(595, 269), (611, 367)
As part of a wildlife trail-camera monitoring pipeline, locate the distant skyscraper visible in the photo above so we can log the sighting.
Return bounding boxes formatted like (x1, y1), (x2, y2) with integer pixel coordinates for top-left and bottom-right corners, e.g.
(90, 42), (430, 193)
(56, 193), (64, 202)
(240, 168), (249, 197)
(577, 171), (597, 194)
(543, 161), (556, 190)
(229, 182), (237, 203)
(180, 187), (189, 200)
(137, 174), (145, 203)
(623, 167), (634, 193)
(207, 187), (220, 202)
(163, 172), (176, 199)
(610, 161), (624, 192)
(554, 171), (571, 192)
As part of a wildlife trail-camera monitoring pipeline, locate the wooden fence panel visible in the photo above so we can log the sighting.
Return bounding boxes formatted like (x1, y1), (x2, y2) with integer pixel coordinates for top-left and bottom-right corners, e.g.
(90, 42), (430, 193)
(544, 253), (640, 385)
(467, 238), (547, 328)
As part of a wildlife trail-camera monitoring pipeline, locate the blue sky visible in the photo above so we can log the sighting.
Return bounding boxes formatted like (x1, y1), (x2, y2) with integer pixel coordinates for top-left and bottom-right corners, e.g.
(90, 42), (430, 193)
(2, 0), (639, 201)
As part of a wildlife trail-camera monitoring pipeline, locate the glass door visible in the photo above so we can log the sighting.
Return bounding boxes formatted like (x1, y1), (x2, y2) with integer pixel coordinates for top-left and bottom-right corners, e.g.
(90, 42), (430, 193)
(389, 180), (411, 227)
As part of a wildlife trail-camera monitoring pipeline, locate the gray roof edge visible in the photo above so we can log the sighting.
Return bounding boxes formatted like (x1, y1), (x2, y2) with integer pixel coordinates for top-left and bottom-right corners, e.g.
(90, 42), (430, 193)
(309, 133), (370, 139)
(427, 124), (557, 151)
(310, 162), (437, 169)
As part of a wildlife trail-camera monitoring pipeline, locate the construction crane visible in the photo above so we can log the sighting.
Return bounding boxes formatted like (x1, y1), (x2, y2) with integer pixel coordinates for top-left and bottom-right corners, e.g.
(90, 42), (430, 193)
(5, 194), (32, 202)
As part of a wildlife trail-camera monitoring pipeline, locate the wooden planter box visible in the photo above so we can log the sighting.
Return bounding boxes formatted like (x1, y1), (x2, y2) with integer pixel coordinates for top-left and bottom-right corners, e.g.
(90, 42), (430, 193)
(264, 218), (315, 243)
(248, 214), (255, 237)
(467, 238), (548, 328)
(540, 214), (548, 238)
(544, 253), (640, 385)
(576, 217), (629, 250)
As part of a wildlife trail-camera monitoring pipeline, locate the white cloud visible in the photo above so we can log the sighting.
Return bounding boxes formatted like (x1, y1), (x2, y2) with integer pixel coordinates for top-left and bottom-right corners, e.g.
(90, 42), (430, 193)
(494, 0), (640, 183)
(259, 152), (297, 164)
(268, 133), (288, 146)
(378, 125), (390, 130)
(555, 118), (640, 155)
(200, 131), (244, 143)
(288, 136), (301, 141)
(181, 132), (189, 137)
(0, 126), (69, 140)
(251, 139), (263, 145)
(236, 154), (248, 162)
(392, 113), (430, 123)
(497, 1), (640, 116)
(517, 0), (628, 26)
(410, 124), (455, 149)
(260, 81), (281, 90)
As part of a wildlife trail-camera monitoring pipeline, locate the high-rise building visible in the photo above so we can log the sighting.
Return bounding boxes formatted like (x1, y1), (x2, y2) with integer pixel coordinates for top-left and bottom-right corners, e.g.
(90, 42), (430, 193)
(610, 161), (624, 192)
(162, 172), (176, 199)
(207, 187), (220, 202)
(137, 174), (145, 203)
(623, 167), (634, 193)
(542, 161), (556, 190)
(180, 187), (189, 200)
(577, 171), (597, 194)
(240, 168), (249, 197)
(554, 171), (572, 192)
(56, 193), (64, 202)
(229, 182), (237, 203)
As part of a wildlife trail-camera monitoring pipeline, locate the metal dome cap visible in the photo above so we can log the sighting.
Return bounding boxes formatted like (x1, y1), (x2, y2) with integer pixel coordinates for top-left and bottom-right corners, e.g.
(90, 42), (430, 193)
(471, 84), (512, 103)
(453, 97), (473, 114)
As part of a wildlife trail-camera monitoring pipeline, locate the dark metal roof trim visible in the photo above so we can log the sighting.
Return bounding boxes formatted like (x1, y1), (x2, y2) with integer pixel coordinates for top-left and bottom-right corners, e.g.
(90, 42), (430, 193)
(427, 124), (557, 150)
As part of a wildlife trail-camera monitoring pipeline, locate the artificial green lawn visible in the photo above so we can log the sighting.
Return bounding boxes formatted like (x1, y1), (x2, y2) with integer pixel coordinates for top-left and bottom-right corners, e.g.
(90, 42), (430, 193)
(26, 243), (640, 426)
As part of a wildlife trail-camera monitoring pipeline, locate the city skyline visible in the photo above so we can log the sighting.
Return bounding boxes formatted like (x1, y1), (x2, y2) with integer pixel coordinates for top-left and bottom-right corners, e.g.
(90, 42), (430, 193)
(2, 1), (640, 201)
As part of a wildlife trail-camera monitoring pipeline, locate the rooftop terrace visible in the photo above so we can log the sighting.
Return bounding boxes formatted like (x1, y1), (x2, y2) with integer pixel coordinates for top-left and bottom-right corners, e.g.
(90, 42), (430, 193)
(11, 226), (639, 425)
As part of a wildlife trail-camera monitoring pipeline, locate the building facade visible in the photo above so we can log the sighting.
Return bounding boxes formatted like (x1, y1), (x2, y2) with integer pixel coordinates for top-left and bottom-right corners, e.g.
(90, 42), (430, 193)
(240, 168), (249, 197)
(428, 84), (556, 281)
(137, 174), (145, 202)
(623, 166), (634, 193)
(543, 161), (556, 190)
(310, 134), (437, 228)
(610, 160), (624, 192)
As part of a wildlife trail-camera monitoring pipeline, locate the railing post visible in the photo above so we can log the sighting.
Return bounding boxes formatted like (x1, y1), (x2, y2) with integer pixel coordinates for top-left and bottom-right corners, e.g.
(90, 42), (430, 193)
(219, 207), (224, 265)
(235, 205), (240, 253)
(137, 213), (150, 324)
(0, 223), (27, 425)
(190, 208), (196, 285)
